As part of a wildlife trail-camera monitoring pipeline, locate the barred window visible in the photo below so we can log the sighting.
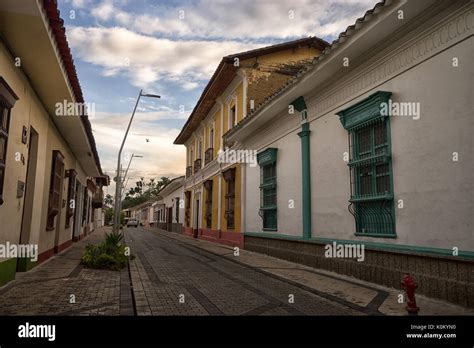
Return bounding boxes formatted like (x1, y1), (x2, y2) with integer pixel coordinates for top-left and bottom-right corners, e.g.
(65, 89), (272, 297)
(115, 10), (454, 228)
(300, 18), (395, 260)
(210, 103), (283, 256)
(0, 77), (18, 205)
(65, 170), (77, 228)
(337, 91), (395, 237)
(257, 148), (278, 231)
(0, 106), (10, 206)
(46, 151), (64, 230)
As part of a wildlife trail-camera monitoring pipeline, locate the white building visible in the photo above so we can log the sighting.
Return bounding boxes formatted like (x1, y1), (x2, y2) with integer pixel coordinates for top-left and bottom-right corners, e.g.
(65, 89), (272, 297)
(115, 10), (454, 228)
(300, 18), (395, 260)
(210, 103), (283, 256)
(225, 0), (474, 307)
(152, 176), (185, 233)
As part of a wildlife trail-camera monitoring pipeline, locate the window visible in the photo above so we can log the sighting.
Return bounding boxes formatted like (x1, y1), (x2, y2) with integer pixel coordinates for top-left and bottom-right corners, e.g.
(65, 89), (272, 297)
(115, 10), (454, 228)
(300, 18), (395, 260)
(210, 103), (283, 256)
(205, 128), (214, 165)
(0, 77), (18, 205)
(257, 148), (278, 230)
(223, 168), (236, 230)
(337, 91), (395, 237)
(65, 170), (77, 228)
(204, 180), (213, 228)
(209, 128), (214, 149)
(82, 186), (88, 226)
(229, 105), (236, 129)
(46, 151), (64, 230)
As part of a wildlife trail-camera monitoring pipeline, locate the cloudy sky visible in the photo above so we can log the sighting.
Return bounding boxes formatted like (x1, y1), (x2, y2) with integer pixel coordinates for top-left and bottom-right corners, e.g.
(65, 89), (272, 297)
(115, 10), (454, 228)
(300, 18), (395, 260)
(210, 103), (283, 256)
(58, 0), (378, 194)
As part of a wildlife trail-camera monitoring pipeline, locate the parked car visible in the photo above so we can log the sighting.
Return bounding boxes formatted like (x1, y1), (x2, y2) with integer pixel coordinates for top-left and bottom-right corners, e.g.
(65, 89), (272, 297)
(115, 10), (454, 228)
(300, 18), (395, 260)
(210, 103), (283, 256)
(126, 218), (139, 228)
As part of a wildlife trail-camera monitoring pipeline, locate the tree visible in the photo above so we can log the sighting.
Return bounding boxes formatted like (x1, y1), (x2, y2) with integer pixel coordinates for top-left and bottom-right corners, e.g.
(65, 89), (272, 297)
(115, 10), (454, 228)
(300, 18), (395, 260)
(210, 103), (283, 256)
(104, 194), (114, 207)
(121, 176), (170, 209)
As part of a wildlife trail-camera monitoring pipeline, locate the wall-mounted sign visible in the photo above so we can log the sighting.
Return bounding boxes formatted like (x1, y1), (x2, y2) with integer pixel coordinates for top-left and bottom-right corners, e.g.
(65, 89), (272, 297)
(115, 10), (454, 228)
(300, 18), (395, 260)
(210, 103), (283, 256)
(21, 126), (28, 144)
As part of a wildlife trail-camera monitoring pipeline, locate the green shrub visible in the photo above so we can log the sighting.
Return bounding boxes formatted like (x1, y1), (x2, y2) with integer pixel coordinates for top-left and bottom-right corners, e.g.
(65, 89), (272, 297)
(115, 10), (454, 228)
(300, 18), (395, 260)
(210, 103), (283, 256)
(105, 232), (123, 246)
(81, 232), (130, 271)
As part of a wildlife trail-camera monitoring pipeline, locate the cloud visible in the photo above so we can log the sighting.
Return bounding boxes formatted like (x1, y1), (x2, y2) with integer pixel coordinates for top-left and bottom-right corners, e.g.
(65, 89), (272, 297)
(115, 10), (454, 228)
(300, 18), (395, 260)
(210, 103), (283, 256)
(64, 0), (380, 192)
(90, 0), (114, 21)
(67, 26), (265, 89)
(92, 110), (187, 194)
(88, 0), (378, 40)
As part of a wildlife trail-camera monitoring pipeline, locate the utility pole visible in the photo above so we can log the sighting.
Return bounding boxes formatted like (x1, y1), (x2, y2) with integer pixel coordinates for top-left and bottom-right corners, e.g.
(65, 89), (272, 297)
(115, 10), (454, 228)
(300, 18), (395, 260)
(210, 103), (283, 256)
(113, 90), (160, 233)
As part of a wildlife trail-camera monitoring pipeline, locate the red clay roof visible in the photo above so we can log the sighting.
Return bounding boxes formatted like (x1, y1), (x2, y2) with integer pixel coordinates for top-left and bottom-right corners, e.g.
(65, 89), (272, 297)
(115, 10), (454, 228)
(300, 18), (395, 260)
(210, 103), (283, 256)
(42, 0), (103, 176)
(173, 36), (329, 144)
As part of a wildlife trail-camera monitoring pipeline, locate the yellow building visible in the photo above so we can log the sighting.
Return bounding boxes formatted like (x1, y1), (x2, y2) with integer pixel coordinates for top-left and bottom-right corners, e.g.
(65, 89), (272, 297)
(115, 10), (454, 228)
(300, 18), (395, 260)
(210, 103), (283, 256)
(0, 1), (106, 286)
(174, 37), (328, 247)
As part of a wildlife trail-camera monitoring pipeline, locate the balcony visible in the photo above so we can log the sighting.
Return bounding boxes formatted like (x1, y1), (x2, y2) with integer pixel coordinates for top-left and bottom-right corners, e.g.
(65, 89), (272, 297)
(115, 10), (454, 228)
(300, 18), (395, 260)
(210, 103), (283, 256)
(194, 158), (202, 173)
(204, 147), (214, 165)
(92, 190), (104, 209)
(186, 166), (193, 178)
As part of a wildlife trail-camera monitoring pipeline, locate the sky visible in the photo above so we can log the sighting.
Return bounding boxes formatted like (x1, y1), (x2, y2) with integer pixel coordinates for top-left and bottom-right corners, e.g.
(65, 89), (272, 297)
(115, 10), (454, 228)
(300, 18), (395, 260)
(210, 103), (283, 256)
(57, 0), (378, 195)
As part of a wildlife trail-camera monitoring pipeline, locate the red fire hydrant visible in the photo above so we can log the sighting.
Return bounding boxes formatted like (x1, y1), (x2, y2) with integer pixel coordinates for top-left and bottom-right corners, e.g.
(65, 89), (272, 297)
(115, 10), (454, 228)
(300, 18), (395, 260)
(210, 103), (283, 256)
(401, 274), (420, 315)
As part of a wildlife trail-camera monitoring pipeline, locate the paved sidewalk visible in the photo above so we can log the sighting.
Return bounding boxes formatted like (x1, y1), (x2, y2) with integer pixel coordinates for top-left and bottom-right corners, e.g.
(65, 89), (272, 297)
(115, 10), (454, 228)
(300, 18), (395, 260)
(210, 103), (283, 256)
(1, 225), (471, 316)
(0, 227), (126, 315)
(149, 228), (474, 316)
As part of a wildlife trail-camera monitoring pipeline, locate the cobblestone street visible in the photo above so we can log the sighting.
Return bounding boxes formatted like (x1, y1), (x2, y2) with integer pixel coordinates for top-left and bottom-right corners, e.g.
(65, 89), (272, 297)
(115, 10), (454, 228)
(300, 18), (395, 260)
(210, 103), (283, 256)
(127, 228), (362, 316)
(0, 227), (471, 316)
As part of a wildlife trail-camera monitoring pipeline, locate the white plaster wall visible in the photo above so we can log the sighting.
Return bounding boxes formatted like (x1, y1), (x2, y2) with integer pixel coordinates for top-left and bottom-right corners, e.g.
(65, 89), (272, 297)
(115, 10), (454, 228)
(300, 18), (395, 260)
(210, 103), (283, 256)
(245, 127), (303, 236)
(310, 114), (353, 237)
(163, 186), (184, 224)
(310, 36), (473, 251)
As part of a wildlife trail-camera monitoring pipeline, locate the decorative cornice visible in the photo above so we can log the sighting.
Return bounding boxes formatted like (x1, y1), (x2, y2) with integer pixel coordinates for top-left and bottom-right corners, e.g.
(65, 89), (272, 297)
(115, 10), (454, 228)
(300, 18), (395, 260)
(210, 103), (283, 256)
(257, 148), (278, 166)
(307, 3), (473, 120)
(337, 91), (392, 130)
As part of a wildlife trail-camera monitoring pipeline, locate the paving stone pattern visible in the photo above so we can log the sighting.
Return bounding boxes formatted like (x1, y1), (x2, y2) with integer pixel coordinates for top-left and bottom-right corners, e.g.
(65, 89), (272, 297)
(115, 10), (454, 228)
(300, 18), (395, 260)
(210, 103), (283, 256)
(126, 228), (361, 316)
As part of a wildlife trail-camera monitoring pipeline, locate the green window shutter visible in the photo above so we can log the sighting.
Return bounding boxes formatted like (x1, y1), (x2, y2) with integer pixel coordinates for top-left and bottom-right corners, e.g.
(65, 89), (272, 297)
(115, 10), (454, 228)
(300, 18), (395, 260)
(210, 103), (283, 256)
(258, 148), (278, 230)
(337, 91), (396, 237)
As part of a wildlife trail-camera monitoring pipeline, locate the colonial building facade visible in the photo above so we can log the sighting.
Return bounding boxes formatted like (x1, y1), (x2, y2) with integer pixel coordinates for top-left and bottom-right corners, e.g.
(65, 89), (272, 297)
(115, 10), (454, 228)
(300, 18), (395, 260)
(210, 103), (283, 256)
(0, 1), (107, 286)
(225, 0), (474, 306)
(152, 176), (185, 233)
(174, 37), (329, 248)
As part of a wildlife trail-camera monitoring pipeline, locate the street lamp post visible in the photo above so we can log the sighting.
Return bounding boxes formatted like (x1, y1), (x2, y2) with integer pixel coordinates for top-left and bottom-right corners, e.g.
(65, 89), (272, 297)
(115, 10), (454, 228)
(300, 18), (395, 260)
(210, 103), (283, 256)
(123, 154), (143, 187)
(119, 154), (143, 218)
(113, 90), (160, 233)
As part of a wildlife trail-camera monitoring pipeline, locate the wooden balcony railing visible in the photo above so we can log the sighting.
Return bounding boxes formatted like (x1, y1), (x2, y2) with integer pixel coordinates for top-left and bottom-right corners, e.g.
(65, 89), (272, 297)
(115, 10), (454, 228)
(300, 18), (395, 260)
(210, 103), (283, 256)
(186, 166), (193, 178)
(194, 158), (202, 173)
(204, 147), (214, 165)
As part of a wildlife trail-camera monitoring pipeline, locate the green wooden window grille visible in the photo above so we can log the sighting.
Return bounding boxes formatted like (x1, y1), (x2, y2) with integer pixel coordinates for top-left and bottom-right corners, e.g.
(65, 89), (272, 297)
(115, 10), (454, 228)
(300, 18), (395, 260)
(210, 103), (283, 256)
(258, 148), (278, 230)
(337, 91), (396, 237)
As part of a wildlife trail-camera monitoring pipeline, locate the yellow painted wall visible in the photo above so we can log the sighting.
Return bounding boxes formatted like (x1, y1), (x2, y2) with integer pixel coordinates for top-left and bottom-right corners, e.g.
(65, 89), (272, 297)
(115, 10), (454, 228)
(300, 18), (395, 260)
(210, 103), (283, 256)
(223, 101), (229, 135)
(0, 40), (88, 256)
(236, 83), (244, 123)
(213, 109), (220, 158)
(183, 45), (319, 236)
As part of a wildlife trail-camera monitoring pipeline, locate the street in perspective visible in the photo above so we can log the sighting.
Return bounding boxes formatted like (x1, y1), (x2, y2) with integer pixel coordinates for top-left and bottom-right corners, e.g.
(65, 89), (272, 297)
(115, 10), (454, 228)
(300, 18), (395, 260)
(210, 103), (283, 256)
(0, 0), (473, 345)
